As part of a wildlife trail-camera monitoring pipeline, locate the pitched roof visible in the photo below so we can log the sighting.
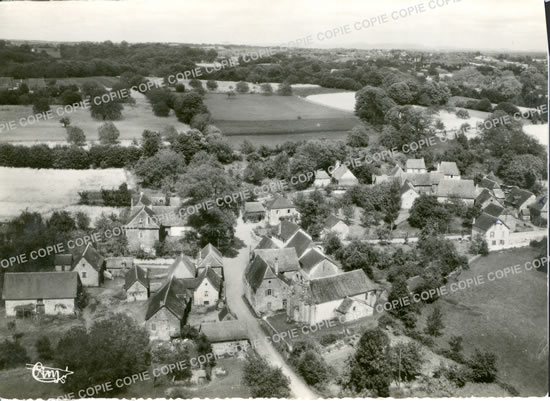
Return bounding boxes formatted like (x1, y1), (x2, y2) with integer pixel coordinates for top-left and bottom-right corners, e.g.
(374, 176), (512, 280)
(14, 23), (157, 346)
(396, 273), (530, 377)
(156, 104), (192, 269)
(2, 272), (79, 300)
(473, 213), (509, 232)
(530, 195), (548, 211)
(437, 179), (477, 199)
(125, 206), (159, 228)
(482, 203), (504, 217)
(124, 265), (148, 291)
(245, 249), (299, 292)
(200, 320), (249, 343)
(299, 248), (328, 273)
(332, 164), (355, 180)
(267, 196), (294, 210)
(479, 178), (500, 190)
(438, 161), (460, 176)
(389, 164), (404, 176)
(324, 214), (346, 229)
(145, 277), (190, 321)
(476, 188), (494, 204)
(198, 244), (223, 268)
(405, 172), (442, 187)
(276, 220), (300, 242)
(167, 253), (196, 279)
(73, 243), (104, 271)
(55, 254), (73, 266)
(406, 158), (426, 170)
(196, 267), (222, 291)
(255, 236), (279, 251)
(335, 297), (354, 314)
(309, 269), (377, 304)
(315, 170), (330, 180)
(400, 180), (417, 196)
(131, 192), (152, 207)
(244, 202), (265, 213)
(284, 230), (313, 258)
(218, 306), (237, 321)
(505, 187), (535, 208)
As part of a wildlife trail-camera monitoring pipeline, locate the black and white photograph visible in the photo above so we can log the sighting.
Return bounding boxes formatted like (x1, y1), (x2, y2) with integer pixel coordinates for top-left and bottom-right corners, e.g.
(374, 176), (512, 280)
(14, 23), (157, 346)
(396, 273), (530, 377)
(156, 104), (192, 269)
(0, 0), (548, 399)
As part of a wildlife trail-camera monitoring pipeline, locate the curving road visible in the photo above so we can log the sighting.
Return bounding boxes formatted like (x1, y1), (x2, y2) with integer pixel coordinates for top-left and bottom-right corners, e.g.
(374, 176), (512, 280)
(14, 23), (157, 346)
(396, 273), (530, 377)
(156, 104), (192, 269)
(223, 217), (318, 400)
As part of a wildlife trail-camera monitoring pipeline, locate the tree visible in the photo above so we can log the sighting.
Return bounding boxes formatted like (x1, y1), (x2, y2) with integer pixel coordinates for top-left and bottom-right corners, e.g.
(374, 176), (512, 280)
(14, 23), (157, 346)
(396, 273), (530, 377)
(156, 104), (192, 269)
(388, 342), (423, 383)
(32, 97), (50, 114)
(94, 213), (129, 256)
(66, 126), (86, 146)
(347, 124), (370, 147)
(151, 341), (192, 381)
(135, 149), (185, 188)
(190, 113), (212, 133)
(174, 91), (208, 124)
(346, 328), (391, 397)
(387, 81), (413, 105)
(242, 354), (291, 398)
(243, 161), (265, 185)
(408, 195), (451, 233)
(35, 336), (54, 360)
(449, 335), (463, 354)
(141, 129), (162, 157)
(97, 122), (120, 145)
(236, 81), (249, 93)
(336, 240), (379, 279)
(467, 349), (498, 383)
(75, 211), (90, 231)
(189, 79), (203, 91)
(227, 90), (236, 99)
(355, 86), (396, 125)
(388, 278), (418, 327)
(469, 234), (489, 256)
(55, 314), (150, 396)
(206, 80), (218, 91)
(0, 337), (29, 370)
(297, 350), (331, 386)
(90, 92), (123, 120)
(424, 306), (444, 337)
(59, 117), (71, 127)
(323, 232), (343, 255)
(60, 89), (82, 106)
(456, 109), (470, 119)
(260, 83), (273, 95)
(175, 83), (186, 92)
(277, 81), (292, 96)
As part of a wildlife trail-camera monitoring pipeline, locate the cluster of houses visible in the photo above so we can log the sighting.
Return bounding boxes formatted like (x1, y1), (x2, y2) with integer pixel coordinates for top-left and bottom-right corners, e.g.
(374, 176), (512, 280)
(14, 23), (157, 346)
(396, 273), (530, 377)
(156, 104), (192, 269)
(313, 160), (359, 188)
(244, 220), (382, 325)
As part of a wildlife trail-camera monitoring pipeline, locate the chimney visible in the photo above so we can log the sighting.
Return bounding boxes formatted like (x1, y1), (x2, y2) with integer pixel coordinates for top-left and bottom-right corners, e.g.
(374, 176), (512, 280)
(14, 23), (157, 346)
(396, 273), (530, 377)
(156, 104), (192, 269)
(274, 257), (279, 274)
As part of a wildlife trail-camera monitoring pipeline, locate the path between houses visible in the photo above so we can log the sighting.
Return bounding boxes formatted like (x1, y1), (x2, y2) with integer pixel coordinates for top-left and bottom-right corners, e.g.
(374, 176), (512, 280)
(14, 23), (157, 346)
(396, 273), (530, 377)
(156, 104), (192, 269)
(223, 217), (318, 400)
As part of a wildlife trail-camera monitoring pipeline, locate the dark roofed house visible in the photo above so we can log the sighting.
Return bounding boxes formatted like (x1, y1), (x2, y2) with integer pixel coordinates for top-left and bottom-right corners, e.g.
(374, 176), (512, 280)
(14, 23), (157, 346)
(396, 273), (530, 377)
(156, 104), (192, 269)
(321, 215), (349, 239)
(124, 206), (160, 254)
(505, 187), (536, 220)
(483, 203), (504, 217)
(199, 320), (250, 355)
(145, 277), (192, 340)
(186, 267), (223, 307)
(105, 256), (134, 277)
(218, 305), (237, 321)
(3, 272), (81, 317)
(124, 265), (149, 302)
(475, 188), (501, 209)
(284, 230), (313, 258)
(406, 158), (426, 173)
(274, 220), (300, 242)
(197, 243), (223, 276)
(243, 202), (265, 222)
(55, 254), (73, 272)
(167, 253), (197, 279)
(266, 196), (298, 225)
(437, 179), (477, 204)
(299, 247), (340, 279)
(290, 270), (378, 325)
(472, 213), (510, 251)
(72, 243), (105, 287)
(331, 161), (359, 187)
(436, 161), (461, 179)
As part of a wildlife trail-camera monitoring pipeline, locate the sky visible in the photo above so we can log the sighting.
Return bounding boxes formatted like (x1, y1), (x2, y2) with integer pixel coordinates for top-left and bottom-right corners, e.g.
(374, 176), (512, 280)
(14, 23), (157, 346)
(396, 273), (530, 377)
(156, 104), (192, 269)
(0, 0), (547, 52)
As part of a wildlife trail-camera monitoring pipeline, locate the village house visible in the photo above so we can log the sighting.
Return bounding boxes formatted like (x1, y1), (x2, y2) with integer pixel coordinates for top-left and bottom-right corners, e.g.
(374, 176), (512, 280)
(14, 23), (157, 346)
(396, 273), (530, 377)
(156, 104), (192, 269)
(265, 196), (299, 225)
(199, 320), (250, 356)
(155, 211), (190, 237)
(404, 172), (443, 194)
(124, 206), (160, 254)
(479, 175), (505, 200)
(313, 170), (331, 187)
(131, 192), (153, 209)
(436, 161), (461, 180)
(372, 164), (405, 185)
(72, 243), (105, 287)
(272, 220), (300, 244)
(482, 203), (517, 232)
(505, 187), (536, 221)
(472, 213), (510, 251)
(400, 179), (420, 209)
(331, 161), (359, 186)
(167, 252), (197, 279)
(529, 195), (548, 222)
(251, 236), (280, 260)
(3, 272), (81, 317)
(243, 202), (265, 222)
(185, 267), (223, 307)
(475, 188), (502, 210)
(197, 243), (224, 276)
(436, 179), (478, 205)
(123, 265), (149, 302)
(298, 247), (340, 280)
(284, 229), (314, 259)
(105, 256), (134, 277)
(244, 248), (301, 315)
(320, 214), (349, 240)
(218, 305), (237, 321)
(289, 269), (378, 325)
(145, 277), (192, 340)
(55, 254), (73, 272)
(405, 158), (427, 173)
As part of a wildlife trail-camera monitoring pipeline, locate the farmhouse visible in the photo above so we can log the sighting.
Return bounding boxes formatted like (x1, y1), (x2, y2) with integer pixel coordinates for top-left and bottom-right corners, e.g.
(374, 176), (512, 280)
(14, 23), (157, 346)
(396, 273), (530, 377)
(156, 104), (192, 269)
(186, 267), (222, 307)
(284, 229), (314, 258)
(131, 192), (153, 209)
(197, 243), (224, 276)
(273, 220), (300, 243)
(55, 254), (73, 272)
(321, 214), (349, 240)
(243, 202), (265, 222)
(167, 252), (197, 279)
(405, 172), (443, 194)
(400, 179), (420, 209)
(475, 188), (502, 210)
(482, 203), (517, 232)
(436, 161), (461, 179)
(405, 158), (426, 173)
(124, 206), (160, 254)
(105, 256), (134, 277)
(145, 277), (191, 340)
(123, 265), (149, 302)
(199, 320), (250, 356)
(266, 196), (299, 225)
(3, 272), (81, 317)
(436, 179), (477, 204)
(244, 248), (300, 314)
(289, 269), (378, 325)
(72, 243), (105, 287)
(251, 236), (280, 260)
(299, 247), (340, 280)
(472, 213), (510, 251)
(479, 176), (505, 200)
(313, 170), (331, 187)
(372, 164), (405, 184)
(331, 161), (359, 187)
(505, 187), (536, 220)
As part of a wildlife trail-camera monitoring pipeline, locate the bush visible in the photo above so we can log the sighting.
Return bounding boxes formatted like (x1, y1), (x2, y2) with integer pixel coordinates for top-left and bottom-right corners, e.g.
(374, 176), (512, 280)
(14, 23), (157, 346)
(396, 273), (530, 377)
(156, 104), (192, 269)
(0, 338), (29, 370)
(455, 109), (470, 119)
(36, 336), (54, 360)
(319, 333), (339, 346)
(377, 314), (394, 329)
(467, 349), (498, 383)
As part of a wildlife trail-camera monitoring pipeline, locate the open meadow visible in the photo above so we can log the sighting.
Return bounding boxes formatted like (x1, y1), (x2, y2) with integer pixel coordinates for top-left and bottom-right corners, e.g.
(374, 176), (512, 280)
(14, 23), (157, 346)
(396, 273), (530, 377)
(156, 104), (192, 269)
(0, 167), (134, 222)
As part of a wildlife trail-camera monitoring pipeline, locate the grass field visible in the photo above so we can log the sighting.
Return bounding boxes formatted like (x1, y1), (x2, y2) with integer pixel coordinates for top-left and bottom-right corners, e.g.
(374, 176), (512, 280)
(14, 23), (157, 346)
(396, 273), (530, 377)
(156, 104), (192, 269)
(0, 167), (134, 222)
(0, 91), (188, 143)
(419, 247), (547, 396)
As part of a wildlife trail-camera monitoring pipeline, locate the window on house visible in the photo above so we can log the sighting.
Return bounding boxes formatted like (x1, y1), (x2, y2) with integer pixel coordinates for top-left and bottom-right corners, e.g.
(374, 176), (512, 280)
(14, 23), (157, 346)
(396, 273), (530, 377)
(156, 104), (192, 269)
(287, 209), (290, 213)
(266, 289), (272, 296)
(204, 291), (209, 297)
(37, 298), (43, 304)
(490, 232), (495, 238)
(139, 218), (143, 224)
(204, 300), (209, 305)
(492, 240), (496, 245)
(82, 272), (87, 278)
(352, 306), (356, 311)
(139, 232), (143, 238)
(151, 323), (156, 331)
(500, 240), (505, 245)
(282, 299), (287, 308)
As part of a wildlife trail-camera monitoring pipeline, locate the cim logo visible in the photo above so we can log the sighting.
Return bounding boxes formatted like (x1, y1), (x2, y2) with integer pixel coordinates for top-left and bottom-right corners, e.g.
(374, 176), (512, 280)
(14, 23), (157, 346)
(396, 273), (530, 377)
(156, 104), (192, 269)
(26, 362), (74, 384)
